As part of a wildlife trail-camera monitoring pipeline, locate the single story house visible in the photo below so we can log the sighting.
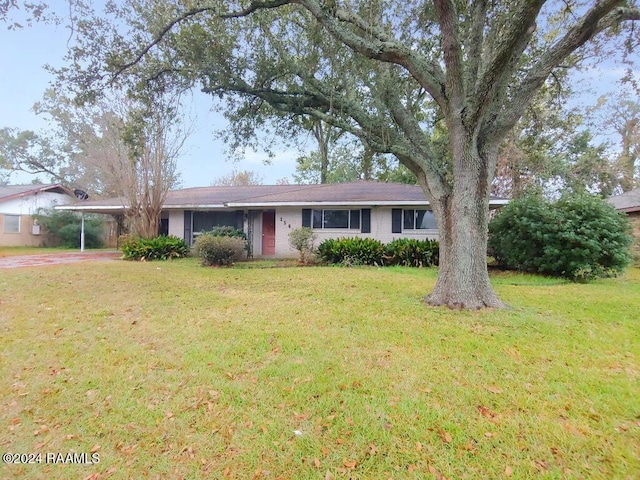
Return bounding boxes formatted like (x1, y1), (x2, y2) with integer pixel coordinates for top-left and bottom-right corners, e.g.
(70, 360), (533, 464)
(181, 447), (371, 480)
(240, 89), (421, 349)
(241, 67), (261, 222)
(57, 181), (508, 257)
(0, 184), (76, 247)
(607, 188), (640, 262)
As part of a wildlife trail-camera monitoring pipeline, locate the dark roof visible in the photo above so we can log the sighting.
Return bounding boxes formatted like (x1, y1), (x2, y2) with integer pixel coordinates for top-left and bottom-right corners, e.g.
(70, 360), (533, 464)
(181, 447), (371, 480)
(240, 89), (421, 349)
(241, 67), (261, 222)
(0, 184), (75, 203)
(607, 188), (640, 213)
(56, 181), (509, 213)
(167, 181), (433, 206)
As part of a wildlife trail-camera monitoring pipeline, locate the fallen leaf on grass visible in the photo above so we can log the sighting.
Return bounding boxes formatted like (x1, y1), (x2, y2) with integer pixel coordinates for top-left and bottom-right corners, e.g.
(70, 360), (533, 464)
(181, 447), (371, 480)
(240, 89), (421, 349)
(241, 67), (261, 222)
(477, 405), (497, 419)
(438, 430), (453, 443)
(505, 465), (513, 477)
(90, 444), (101, 453)
(486, 386), (503, 394)
(343, 460), (357, 469)
(313, 457), (321, 468)
(369, 443), (378, 455)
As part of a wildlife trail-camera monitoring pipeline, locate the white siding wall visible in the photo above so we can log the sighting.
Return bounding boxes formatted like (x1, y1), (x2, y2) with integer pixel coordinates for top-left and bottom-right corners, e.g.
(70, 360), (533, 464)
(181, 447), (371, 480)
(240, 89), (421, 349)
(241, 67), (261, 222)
(0, 192), (73, 215)
(272, 206), (438, 257)
(273, 207), (301, 257)
(166, 206), (439, 258)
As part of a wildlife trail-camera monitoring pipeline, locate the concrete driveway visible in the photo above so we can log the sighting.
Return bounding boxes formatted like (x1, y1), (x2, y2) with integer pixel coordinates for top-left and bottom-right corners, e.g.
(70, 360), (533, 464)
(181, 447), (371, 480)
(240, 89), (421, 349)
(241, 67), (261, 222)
(0, 251), (121, 269)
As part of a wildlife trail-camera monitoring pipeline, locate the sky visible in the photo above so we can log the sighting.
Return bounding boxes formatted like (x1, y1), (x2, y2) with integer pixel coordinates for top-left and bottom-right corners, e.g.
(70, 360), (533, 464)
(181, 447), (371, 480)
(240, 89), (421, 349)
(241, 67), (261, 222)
(0, 5), (301, 188)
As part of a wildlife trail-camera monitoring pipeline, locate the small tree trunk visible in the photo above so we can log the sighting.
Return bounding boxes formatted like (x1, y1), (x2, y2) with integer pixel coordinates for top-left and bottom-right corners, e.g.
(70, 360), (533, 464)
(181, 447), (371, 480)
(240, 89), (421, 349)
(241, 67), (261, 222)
(425, 133), (505, 309)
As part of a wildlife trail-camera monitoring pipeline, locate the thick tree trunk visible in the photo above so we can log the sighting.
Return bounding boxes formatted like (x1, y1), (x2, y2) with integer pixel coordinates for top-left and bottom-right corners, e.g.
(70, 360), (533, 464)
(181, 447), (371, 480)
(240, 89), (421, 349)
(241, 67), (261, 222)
(425, 134), (505, 309)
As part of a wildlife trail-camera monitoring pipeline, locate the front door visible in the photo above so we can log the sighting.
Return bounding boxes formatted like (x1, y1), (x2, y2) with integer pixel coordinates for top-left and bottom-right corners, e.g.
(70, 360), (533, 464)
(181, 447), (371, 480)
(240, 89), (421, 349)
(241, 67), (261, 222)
(261, 211), (276, 256)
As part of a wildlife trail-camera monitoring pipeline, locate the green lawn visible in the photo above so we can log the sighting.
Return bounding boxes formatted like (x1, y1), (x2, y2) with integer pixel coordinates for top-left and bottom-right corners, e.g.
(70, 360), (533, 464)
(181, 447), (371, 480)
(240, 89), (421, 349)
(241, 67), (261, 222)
(0, 247), (116, 257)
(0, 247), (75, 257)
(1, 259), (638, 479)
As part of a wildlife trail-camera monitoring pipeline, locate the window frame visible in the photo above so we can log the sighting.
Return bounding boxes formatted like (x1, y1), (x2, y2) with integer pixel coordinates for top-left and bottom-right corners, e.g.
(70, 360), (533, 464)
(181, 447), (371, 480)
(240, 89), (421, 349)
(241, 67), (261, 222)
(402, 209), (437, 230)
(312, 209), (361, 230)
(3, 214), (20, 234)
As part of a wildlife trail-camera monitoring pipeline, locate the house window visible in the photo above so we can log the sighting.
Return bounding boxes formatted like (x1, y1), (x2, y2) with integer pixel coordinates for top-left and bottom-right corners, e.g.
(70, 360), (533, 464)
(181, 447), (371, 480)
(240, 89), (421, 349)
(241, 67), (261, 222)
(3, 214), (20, 234)
(403, 209), (437, 230)
(312, 209), (360, 229)
(193, 211), (238, 233)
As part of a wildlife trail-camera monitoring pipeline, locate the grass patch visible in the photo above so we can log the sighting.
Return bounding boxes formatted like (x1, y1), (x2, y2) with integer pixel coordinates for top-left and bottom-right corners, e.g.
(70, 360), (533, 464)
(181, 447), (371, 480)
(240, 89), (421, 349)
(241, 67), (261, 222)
(0, 247), (114, 258)
(0, 247), (75, 257)
(1, 259), (638, 479)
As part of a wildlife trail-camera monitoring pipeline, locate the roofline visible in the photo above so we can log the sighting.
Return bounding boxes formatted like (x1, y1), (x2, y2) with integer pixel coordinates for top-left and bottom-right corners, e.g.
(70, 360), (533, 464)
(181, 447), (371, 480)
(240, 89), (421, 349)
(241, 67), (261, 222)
(618, 206), (640, 213)
(0, 184), (76, 203)
(225, 200), (432, 207)
(56, 205), (127, 211)
(56, 198), (509, 212)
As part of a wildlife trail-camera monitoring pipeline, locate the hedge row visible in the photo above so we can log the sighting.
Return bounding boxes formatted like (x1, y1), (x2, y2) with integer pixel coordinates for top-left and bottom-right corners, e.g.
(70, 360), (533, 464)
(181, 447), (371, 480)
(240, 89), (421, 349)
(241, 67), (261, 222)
(120, 235), (190, 261)
(317, 237), (439, 267)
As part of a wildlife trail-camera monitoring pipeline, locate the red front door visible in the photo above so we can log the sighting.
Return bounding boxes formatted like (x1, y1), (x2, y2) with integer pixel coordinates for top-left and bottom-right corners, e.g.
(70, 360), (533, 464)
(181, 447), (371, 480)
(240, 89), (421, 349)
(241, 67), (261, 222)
(262, 211), (276, 256)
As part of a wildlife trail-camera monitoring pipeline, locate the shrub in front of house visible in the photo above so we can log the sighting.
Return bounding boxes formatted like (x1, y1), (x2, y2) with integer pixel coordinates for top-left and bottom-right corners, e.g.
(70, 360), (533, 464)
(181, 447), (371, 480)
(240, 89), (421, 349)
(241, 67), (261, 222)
(288, 227), (317, 263)
(205, 226), (247, 240)
(488, 193), (633, 282)
(384, 238), (439, 267)
(193, 234), (247, 266)
(34, 209), (104, 248)
(317, 237), (385, 266)
(120, 235), (190, 261)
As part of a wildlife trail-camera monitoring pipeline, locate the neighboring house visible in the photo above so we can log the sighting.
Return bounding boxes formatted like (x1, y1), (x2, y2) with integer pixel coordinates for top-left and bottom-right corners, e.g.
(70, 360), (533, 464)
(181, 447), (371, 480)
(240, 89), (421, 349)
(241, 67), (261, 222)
(56, 181), (508, 257)
(0, 184), (76, 247)
(607, 188), (640, 263)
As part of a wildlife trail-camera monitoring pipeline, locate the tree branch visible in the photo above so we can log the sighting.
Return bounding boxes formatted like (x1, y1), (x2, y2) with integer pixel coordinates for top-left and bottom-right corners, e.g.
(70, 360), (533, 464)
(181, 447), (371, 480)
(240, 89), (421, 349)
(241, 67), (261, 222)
(295, 0), (447, 107)
(463, 0), (488, 93)
(487, 0), (640, 144)
(113, 6), (217, 77)
(434, 0), (464, 111)
(468, 1), (544, 129)
(220, 0), (292, 18)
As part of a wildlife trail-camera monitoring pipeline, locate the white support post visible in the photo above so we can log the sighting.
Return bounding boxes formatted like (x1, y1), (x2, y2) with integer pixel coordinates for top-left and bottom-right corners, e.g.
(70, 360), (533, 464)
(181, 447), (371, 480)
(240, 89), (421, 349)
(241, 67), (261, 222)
(80, 212), (85, 252)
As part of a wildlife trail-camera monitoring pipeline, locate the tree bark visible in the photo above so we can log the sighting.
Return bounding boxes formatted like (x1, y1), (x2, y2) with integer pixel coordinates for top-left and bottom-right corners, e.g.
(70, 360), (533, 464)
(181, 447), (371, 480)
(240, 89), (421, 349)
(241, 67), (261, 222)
(425, 132), (505, 309)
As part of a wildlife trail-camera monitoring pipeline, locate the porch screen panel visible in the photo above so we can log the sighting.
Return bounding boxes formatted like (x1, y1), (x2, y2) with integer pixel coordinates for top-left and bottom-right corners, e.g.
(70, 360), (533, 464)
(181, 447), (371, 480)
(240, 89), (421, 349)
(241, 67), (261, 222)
(193, 211), (237, 232)
(235, 210), (244, 230)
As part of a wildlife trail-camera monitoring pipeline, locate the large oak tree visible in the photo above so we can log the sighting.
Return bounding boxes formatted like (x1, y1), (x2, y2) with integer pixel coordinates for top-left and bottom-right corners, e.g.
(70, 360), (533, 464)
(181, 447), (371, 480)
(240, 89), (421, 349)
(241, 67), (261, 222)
(61, 0), (640, 308)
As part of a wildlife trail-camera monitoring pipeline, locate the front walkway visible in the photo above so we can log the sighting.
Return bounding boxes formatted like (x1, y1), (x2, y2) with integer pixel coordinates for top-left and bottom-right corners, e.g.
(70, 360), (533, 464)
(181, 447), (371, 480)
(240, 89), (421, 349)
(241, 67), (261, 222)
(0, 251), (121, 269)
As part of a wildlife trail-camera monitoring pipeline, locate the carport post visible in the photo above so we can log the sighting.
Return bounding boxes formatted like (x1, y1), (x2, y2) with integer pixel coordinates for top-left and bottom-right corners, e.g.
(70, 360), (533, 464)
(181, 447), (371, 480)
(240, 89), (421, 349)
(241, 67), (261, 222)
(80, 212), (85, 252)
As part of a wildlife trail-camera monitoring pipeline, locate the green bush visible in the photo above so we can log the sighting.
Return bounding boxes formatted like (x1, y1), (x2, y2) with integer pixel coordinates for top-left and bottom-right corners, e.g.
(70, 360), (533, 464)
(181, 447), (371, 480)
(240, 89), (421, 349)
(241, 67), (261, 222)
(204, 226), (247, 240)
(384, 238), (439, 267)
(288, 227), (317, 263)
(34, 209), (104, 248)
(120, 235), (190, 261)
(193, 234), (247, 266)
(488, 193), (632, 281)
(317, 237), (385, 266)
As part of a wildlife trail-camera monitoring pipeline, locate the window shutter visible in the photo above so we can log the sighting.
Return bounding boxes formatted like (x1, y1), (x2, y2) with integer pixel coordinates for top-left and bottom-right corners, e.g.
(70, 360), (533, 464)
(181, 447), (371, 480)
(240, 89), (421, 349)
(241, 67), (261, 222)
(235, 210), (244, 230)
(184, 210), (192, 245)
(302, 209), (312, 228)
(361, 209), (371, 233)
(391, 209), (402, 233)
(350, 210), (361, 230)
